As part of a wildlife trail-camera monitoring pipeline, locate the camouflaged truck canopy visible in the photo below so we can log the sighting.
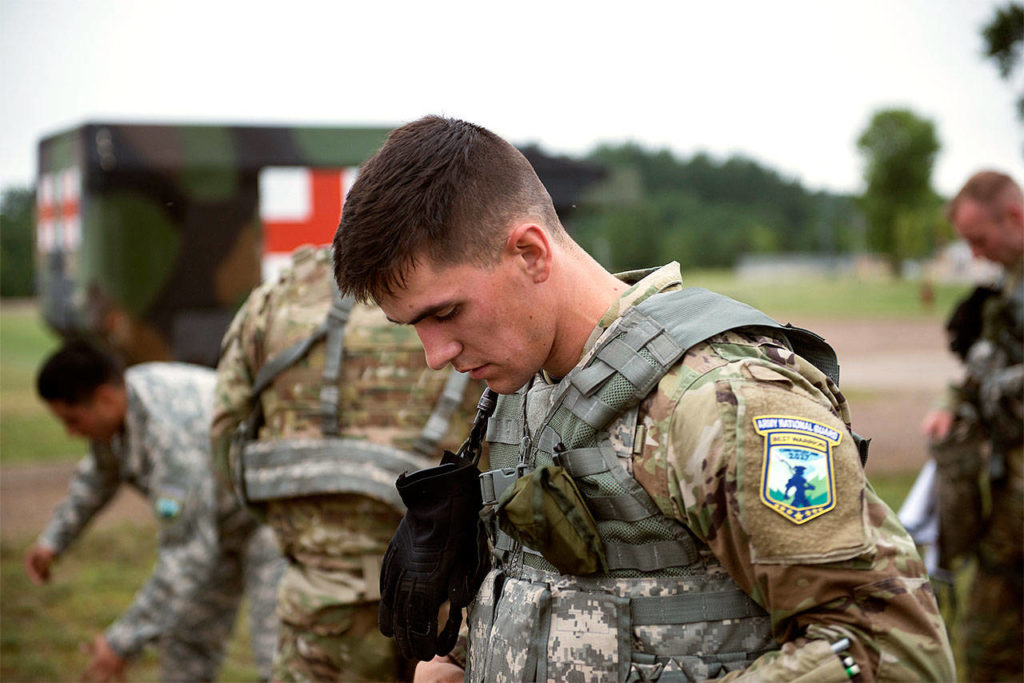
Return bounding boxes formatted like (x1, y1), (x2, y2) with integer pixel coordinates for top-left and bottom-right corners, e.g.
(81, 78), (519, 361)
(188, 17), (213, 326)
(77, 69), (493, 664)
(36, 123), (605, 367)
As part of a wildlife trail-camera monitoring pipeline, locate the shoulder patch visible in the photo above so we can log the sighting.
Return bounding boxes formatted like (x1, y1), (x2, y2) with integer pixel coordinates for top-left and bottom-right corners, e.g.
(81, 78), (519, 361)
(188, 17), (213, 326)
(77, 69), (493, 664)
(154, 484), (187, 520)
(753, 415), (841, 524)
(155, 497), (182, 519)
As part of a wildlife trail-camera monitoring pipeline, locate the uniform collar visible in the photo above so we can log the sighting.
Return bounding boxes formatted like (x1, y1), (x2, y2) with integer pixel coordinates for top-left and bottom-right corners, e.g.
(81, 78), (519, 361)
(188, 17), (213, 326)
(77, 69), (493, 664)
(553, 262), (682, 371)
(540, 263), (683, 385)
(590, 262), (683, 344)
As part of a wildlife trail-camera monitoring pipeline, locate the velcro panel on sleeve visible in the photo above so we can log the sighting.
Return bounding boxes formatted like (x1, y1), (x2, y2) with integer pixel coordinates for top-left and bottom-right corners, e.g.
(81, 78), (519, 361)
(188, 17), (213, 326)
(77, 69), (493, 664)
(736, 383), (872, 565)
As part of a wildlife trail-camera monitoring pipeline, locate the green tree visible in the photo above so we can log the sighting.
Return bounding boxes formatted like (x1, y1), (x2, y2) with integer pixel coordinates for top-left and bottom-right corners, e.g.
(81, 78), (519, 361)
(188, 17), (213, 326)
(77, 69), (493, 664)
(575, 143), (860, 272)
(856, 109), (942, 275)
(982, 1), (1024, 120)
(1, 186), (36, 297)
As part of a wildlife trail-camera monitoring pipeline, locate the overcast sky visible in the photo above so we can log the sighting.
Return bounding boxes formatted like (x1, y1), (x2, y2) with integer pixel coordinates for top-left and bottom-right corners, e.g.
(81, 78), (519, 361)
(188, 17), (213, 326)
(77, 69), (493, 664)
(1, 0), (1021, 197)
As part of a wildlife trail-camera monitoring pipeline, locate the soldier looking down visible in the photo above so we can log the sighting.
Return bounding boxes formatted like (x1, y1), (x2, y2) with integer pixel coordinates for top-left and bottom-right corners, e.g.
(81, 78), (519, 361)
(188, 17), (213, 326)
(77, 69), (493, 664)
(26, 340), (283, 682)
(210, 245), (480, 681)
(920, 170), (1023, 681)
(333, 115), (955, 682)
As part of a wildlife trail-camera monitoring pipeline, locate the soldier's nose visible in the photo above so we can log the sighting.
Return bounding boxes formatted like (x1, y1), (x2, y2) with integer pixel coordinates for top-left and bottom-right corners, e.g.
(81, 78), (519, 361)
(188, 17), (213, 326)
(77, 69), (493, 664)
(417, 329), (461, 371)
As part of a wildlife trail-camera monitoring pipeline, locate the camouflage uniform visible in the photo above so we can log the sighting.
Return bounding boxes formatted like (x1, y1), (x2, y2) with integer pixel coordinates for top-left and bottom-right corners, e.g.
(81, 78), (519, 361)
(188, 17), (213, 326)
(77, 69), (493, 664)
(35, 363), (283, 682)
(210, 246), (478, 682)
(937, 265), (1023, 681)
(469, 263), (954, 682)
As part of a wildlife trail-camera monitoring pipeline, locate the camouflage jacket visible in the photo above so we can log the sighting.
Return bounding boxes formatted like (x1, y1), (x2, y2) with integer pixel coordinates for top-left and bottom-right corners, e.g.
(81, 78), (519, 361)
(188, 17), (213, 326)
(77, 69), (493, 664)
(210, 246), (479, 612)
(472, 264), (954, 682)
(36, 363), (243, 659)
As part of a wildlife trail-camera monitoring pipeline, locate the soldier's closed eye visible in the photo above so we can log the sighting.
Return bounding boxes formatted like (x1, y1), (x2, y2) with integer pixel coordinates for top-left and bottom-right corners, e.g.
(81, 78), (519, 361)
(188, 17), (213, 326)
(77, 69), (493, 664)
(435, 306), (459, 322)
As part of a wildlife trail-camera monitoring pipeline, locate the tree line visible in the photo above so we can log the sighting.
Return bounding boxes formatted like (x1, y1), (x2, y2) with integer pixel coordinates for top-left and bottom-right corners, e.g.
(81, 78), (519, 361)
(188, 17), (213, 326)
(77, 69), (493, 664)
(568, 144), (865, 273)
(565, 105), (951, 275)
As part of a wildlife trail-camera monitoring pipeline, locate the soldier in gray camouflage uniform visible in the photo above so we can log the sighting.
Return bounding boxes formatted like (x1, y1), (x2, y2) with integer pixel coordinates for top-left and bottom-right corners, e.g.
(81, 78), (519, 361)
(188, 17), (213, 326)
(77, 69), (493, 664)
(26, 340), (284, 682)
(210, 245), (478, 681)
(333, 116), (956, 682)
(921, 170), (1023, 681)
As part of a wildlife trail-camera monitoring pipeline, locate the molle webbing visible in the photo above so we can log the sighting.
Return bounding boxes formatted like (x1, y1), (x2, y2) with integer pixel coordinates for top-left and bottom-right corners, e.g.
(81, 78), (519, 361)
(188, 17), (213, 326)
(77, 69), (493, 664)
(630, 589), (764, 624)
(241, 437), (432, 507)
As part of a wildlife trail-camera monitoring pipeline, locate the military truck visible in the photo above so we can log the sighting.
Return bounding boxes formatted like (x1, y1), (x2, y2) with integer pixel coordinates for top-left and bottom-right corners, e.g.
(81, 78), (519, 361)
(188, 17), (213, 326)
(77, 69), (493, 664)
(36, 122), (604, 366)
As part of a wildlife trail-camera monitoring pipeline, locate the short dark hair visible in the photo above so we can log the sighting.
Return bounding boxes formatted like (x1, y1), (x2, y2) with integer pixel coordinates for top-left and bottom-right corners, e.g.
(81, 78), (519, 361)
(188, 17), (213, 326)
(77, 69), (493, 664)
(36, 339), (125, 405)
(333, 115), (563, 302)
(948, 170), (1023, 220)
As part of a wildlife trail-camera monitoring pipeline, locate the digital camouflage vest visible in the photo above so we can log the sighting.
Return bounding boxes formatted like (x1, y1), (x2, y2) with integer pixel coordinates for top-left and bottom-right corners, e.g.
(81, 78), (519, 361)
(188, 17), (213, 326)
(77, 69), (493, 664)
(470, 288), (843, 682)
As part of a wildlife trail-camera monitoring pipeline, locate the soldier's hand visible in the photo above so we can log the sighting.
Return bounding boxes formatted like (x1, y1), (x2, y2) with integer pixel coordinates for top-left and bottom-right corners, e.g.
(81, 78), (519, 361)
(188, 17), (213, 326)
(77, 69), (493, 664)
(413, 655), (465, 683)
(24, 545), (57, 585)
(78, 634), (126, 683)
(921, 409), (955, 441)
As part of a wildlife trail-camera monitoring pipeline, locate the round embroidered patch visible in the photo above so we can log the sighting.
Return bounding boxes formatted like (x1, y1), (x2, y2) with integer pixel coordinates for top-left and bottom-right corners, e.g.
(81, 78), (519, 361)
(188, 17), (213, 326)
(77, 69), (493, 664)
(155, 497), (182, 519)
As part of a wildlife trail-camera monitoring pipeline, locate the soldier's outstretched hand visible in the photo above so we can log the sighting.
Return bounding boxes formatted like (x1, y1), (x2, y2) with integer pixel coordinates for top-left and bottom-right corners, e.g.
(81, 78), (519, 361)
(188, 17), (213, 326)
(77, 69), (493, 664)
(921, 408), (955, 441)
(78, 634), (126, 683)
(24, 545), (56, 585)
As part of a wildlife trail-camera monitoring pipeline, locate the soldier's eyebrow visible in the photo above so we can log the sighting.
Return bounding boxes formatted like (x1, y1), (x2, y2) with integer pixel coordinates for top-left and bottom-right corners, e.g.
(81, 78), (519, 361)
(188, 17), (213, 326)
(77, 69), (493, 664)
(385, 301), (455, 326)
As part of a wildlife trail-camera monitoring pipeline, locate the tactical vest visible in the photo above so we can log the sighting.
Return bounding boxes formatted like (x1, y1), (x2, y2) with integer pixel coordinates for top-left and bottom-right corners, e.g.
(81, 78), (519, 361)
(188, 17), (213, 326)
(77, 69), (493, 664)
(469, 287), (847, 682)
(232, 288), (470, 512)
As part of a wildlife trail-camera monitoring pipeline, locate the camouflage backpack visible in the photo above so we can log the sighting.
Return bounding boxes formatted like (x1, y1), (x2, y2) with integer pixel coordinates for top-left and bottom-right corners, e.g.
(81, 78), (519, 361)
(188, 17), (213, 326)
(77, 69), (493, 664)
(231, 285), (470, 512)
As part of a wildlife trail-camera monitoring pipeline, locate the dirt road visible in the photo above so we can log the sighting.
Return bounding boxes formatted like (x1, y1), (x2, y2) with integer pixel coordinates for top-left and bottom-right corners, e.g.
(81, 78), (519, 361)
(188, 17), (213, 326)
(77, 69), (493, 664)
(0, 316), (958, 541)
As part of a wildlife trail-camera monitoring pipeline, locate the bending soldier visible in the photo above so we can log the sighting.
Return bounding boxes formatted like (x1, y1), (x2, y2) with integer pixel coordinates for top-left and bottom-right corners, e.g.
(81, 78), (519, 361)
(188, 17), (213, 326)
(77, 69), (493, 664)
(210, 245), (479, 681)
(27, 340), (283, 682)
(333, 115), (956, 682)
(921, 170), (1023, 681)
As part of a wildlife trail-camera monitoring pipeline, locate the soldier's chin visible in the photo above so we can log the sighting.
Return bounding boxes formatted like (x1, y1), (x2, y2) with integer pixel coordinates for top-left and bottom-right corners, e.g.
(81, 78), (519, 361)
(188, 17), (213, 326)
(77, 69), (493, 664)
(483, 375), (523, 395)
(477, 364), (537, 394)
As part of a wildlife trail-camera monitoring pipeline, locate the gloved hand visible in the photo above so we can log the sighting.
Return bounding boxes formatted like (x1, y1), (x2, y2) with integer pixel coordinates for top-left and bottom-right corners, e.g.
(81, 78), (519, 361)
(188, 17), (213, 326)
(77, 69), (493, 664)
(378, 457), (489, 661)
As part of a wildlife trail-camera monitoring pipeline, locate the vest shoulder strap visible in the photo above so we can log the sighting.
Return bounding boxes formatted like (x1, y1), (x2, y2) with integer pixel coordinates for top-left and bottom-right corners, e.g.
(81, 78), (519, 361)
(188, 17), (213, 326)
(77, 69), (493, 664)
(634, 287), (840, 385)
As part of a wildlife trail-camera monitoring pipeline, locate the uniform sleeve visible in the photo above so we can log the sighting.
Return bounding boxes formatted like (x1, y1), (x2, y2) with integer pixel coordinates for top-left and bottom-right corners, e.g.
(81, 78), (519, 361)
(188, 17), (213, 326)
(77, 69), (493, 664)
(103, 430), (220, 659)
(209, 288), (261, 493)
(655, 364), (955, 682)
(36, 445), (122, 554)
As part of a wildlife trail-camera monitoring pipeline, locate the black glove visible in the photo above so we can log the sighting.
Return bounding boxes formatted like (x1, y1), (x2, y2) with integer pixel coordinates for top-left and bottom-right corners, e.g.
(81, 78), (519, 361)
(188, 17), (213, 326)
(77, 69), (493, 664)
(378, 457), (489, 661)
(946, 285), (999, 360)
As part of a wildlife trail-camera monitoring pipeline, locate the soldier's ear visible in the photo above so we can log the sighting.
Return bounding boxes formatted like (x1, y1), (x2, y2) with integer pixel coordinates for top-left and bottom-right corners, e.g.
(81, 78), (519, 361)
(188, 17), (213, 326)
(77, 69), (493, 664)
(92, 383), (127, 419)
(505, 223), (551, 284)
(1006, 200), (1024, 229)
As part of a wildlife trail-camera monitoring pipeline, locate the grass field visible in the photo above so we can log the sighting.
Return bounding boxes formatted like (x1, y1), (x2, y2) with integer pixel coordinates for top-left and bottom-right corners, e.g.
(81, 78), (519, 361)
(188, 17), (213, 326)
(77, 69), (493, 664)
(0, 277), (968, 680)
(1, 523), (261, 681)
(686, 269), (968, 320)
(1, 302), (81, 464)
